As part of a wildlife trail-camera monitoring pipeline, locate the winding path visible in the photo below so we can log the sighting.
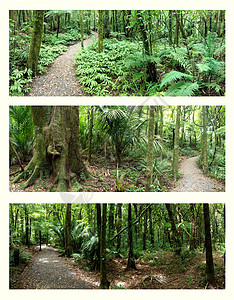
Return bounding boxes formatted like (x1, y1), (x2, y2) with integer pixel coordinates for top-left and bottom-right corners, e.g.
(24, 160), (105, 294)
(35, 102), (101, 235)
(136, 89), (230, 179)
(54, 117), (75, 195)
(27, 33), (98, 96)
(22, 245), (95, 289)
(170, 156), (225, 192)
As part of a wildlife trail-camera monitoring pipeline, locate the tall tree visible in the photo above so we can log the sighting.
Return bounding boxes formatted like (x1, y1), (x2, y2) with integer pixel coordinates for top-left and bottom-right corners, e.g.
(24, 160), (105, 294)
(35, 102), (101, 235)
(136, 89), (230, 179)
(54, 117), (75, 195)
(64, 204), (73, 257)
(126, 204), (136, 270)
(173, 106), (181, 181)
(98, 10), (104, 53)
(99, 204), (110, 289)
(145, 106), (155, 191)
(202, 106), (208, 174)
(27, 10), (45, 76)
(203, 204), (215, 286)
(79, 10), (84, 48)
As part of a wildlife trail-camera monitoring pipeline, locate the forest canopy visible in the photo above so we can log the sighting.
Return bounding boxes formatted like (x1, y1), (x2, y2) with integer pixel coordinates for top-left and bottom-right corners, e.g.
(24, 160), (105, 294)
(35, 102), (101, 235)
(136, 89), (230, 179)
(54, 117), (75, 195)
(9, 10), (225, 96)
(9, 105), (225, 192)
(9, 203), (225, 289)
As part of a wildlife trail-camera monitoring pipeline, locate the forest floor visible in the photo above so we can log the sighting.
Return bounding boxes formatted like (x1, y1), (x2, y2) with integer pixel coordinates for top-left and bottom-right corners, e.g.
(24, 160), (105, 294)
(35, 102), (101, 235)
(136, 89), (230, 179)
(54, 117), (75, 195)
(26, 32), (98, 96)
(10, 245), (225, 289)
(170, 156), (225, 192)
(9, 155), (225, 192)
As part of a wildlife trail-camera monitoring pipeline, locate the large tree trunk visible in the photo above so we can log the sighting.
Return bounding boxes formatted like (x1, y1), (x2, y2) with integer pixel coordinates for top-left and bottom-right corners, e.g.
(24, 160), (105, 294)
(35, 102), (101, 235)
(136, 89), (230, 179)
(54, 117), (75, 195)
(12, 106), (89, 191)
(64, 203), (73, 257)
(203, 204), (215, 286)
(27, 10), (45, 76)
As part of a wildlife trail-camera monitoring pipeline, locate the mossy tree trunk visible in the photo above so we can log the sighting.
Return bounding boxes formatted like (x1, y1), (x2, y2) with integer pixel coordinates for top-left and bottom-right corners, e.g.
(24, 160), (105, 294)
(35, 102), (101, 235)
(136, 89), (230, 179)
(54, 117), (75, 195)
(12, 106), (89, 192)
(80, 10), (84, 49)
(116, 203), (122, 255)
(145, 106), (155, 191)
(87, 106), (94, 162)
(64, 203), (73, 257)
(190, 203), (196, 251)
(202, 106), (208, 174)
(98, 10), (103, 53)
(173, 106), (181, 181)
(99, 204), (110, 289)
(27, 10), (45, 76)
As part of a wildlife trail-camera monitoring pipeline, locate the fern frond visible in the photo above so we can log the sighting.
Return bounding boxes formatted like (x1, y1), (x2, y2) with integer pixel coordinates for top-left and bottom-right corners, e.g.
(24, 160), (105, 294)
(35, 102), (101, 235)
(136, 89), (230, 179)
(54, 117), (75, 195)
(165, 81), (199, 96)
(160, 71), (193, 88)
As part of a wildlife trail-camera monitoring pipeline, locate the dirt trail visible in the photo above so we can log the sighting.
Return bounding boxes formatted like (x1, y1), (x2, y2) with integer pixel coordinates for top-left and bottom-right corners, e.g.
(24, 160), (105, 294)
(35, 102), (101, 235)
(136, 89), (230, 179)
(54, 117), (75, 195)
(21, 245), (95, 289)
(27, 32), (98, 96)
(170, 156), (225, 192)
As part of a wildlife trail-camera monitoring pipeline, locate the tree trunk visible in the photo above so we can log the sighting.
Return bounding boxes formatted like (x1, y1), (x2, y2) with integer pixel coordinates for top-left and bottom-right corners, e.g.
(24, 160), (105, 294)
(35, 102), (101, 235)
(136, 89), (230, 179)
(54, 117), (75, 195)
(27, 10), (45, 76)
(116, 204), (122, 255)
(99, 204), (110, 289)
(126, 204), (136, 270)
(173, 106), (181, 181)
(202, 106), (208, 174)
(203, 204), (215, 286)
(80, 11), (84, 48)
(190, 204), (196, 251)
(12, 106), (89, 191)
(165, 204), (181, 255)
(136, 10), (158, 83)
(149, 205), (154, 246)
(96, 204), (101, 271)
(98, 10), (104, 53)
(145, 106), (155, 191)
(87, 106), (94, 162)
(64, 204), (73, 257)
(25, 205), (30, 248)
(143, 206), (148, 250)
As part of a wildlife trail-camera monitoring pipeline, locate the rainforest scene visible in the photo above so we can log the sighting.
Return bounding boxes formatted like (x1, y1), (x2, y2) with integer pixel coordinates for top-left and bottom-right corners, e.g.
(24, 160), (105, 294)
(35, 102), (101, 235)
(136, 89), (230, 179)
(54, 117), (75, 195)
(9, 10), (225, 97)
(9, 105), (225, 193)
(9, 203), (225, 289)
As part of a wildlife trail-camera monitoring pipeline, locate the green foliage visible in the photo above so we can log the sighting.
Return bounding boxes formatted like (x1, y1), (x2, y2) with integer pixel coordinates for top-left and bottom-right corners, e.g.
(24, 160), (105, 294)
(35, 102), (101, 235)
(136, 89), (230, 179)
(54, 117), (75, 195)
(9, 106), (34, 163)
(9, 68), (32, 96)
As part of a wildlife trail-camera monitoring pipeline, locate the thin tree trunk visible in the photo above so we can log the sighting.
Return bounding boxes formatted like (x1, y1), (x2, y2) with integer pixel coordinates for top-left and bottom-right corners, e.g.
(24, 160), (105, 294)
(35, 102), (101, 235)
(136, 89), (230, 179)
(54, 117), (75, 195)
(99, 204), (110, 289)
(145, 106), (155, 191)
(126, 204), (136, 270)
(98, 10), (103, 53)
(80, 11), (84, 48)
(173, 106), (181, 181)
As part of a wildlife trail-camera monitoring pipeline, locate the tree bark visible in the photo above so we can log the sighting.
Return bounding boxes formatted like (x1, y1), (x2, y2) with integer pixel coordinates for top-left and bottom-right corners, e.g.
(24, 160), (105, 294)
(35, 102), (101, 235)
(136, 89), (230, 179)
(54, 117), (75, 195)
(80, 11), (84, 48)
(27, 10), (45, 76)
(190, 204), (196, 251)
(12, 106), (89, 191)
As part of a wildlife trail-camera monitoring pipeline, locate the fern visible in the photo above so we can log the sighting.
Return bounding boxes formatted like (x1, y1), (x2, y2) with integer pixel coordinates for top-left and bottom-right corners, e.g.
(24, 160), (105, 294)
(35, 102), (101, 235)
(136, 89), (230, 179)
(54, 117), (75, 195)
(160, 71), (193, 89)
(165, 81), (199, 96)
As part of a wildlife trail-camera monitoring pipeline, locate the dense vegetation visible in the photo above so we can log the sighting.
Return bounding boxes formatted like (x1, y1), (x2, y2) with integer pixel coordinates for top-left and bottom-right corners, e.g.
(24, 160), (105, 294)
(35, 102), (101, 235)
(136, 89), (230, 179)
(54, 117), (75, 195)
(9, 105), (225, 192)
(9, 10), (225, 96)
(9, 203), (225, 289)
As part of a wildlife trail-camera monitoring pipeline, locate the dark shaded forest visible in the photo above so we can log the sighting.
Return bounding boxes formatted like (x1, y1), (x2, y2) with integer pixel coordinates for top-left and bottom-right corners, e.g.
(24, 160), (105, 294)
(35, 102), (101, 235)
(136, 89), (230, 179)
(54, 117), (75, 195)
(9, 10), (225, 96)
(9, 105), (225, 192)
(9, 203), (225, 289)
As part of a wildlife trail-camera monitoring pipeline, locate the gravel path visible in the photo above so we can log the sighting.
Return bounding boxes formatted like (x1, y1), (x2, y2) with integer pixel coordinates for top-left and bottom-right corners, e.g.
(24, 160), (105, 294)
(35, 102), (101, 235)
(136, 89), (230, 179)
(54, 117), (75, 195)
(171, 156), (225, 192)
(26, 33), (98, 96)
(22, 245), (94, 289)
